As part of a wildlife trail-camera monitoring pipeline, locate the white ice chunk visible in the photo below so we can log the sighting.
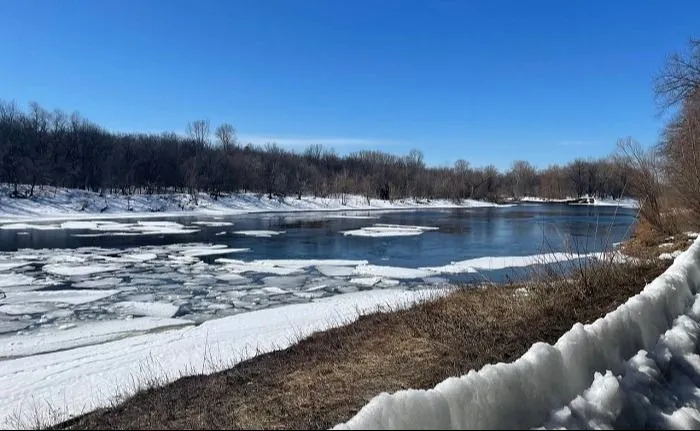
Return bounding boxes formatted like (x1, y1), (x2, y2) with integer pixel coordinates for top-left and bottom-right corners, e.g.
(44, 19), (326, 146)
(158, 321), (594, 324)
(0, 304), (52, 316)
(421, 252), (603, 274)
(0, 317), (193, 358)
(349, 277), (382, 287)
(119, 253), (158, 262)
(0, 288), (442, 426)
(0, 262), (32, 272)
(182, 247), (249, 257)
(0, 223), (60, 230)
(233, 230), (286, 237)
(0, 320), (30, 334)
(191, 221), (234, 227)
(354, 264), (435, 279)
(59, 221), (99, 230)
(1, 289), (119, 305)
(316, 265), (357, 277)
(0, 273), (37, 288)
(111, 301), (181, 318)
(260, 287), (290, 295)
(43, 263), (122, 277)
(253, 259), (367, 268)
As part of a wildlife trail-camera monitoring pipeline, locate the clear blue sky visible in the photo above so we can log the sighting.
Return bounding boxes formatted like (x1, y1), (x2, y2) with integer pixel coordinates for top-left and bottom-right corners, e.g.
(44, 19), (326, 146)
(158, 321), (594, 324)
(0, 0), (697, 170)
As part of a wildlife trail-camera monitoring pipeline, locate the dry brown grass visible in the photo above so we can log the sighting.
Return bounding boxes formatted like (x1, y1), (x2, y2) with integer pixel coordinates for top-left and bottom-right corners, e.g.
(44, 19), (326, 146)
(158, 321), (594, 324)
(621, 217), (698, 260)
(54, 256), (671, 431)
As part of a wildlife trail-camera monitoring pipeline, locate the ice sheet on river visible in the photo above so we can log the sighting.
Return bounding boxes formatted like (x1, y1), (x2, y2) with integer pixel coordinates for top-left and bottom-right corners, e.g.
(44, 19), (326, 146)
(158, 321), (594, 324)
(0, 289), (443, 427)
(0, 317), (193, 358)
(1, 289), (119, 305)
(420, 251), (606, 274)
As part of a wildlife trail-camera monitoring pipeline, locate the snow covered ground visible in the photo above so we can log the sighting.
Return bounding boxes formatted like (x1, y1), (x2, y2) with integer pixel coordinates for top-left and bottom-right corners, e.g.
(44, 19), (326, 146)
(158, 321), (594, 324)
(518, 195), (639, 209)
(0, 185), (502, 222)
(0, 289), (443, 428)
(334, 236), (700, 430)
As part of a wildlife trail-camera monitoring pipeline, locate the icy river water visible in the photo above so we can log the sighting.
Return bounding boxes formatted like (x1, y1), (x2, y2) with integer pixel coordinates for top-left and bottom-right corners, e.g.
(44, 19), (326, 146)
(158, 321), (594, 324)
(0, 204), (637, 349)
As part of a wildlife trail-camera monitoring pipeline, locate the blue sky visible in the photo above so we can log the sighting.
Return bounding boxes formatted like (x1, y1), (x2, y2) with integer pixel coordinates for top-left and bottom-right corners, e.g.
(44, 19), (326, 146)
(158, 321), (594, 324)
(0, 0), (697, 170)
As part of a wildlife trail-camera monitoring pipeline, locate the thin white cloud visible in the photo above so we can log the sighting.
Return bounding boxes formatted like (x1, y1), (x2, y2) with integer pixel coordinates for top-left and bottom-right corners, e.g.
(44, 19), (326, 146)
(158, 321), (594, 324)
(238, 135), (401, 149)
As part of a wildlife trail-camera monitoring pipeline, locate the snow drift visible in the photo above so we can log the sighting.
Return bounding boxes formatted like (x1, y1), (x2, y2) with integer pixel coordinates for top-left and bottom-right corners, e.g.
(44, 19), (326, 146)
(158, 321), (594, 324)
(334, 237), (700, 430)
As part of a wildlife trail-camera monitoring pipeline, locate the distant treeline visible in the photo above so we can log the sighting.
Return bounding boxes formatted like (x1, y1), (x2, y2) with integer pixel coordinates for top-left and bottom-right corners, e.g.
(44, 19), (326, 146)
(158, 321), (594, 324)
(0, 100), (632, 202)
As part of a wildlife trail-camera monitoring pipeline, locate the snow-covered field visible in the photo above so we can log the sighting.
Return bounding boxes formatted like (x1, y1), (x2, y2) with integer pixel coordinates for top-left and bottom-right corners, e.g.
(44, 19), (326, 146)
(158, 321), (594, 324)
(335, 236), (700, 430)
(0, 185), (502, 222)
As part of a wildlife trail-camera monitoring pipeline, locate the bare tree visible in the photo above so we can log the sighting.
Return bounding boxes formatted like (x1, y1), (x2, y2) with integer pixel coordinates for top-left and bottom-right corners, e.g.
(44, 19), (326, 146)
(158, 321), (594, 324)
(215, 123), (236, 149)
(655, 39), (700, 111)
(187, 120), (210, 146)
(616, 137), (672, 234)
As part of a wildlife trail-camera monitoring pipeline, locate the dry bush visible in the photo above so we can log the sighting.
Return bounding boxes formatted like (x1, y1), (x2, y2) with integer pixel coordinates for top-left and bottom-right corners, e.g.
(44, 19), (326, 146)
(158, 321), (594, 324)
(615, 137), (677, 235)
(660, 94), (700, 222)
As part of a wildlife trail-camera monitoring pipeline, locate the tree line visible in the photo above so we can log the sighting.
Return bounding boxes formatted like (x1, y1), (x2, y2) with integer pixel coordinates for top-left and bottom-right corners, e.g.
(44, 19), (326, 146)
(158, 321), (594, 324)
(0, 100), (634, 203)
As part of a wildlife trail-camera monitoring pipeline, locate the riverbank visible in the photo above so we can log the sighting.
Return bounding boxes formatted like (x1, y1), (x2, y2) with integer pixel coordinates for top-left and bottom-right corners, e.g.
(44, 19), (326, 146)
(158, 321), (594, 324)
(0, 185), (503, 223)
(50, 229), (699, 430)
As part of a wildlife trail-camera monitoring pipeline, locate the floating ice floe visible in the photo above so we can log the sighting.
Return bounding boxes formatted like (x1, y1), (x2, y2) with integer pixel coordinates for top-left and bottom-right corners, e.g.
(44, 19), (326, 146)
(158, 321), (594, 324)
(0, 223), (60, 230)
(0, 317), (193, 358)
(43, 263), (122, 277)
(0, 261), (32, 272)
(181, 246), (249, 258)
(326, 215), (379, 220)
(71, 277), (122, 289)
(0, 320), (31, 334)
(0, 288), (443, 427)
(353, 264), (436, 279)
(349, 277), (382, 287)
(110, 301), (182, 318)
(190, 221), (234, 227)
(0, 273), (37, 289)
(343, 223), (439, 237)
(118, 252), (158, 262)
(232, 230), (286, 238)
(316, 265), (357, 277)
(59, 221), (99, 230)
(0, 304), (52, 316)
(1, 289), (120, 305)
(420, 252), (604, 274)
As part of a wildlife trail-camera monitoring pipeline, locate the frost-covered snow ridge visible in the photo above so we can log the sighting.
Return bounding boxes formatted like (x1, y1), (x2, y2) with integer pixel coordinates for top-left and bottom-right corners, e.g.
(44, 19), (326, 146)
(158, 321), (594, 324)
(0, 185), (502, 221)
(334, 237), (700, 430)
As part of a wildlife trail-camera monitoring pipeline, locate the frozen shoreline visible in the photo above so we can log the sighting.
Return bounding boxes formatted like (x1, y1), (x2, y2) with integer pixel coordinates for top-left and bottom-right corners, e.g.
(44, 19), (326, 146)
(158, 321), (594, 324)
(0, 185), (508, 223)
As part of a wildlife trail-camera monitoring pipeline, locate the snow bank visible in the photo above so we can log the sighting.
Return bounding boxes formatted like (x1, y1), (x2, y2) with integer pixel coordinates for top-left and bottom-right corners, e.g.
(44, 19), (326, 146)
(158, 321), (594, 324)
(0, 289), (443, 428)
(334, 238), (700, 430)
(0, 185), (503, 222)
